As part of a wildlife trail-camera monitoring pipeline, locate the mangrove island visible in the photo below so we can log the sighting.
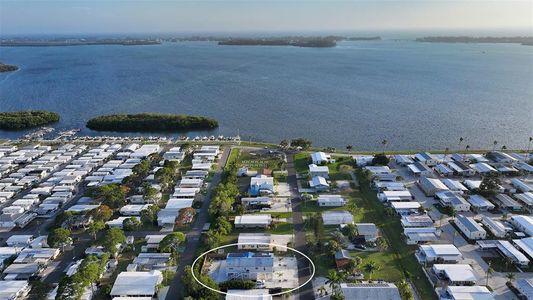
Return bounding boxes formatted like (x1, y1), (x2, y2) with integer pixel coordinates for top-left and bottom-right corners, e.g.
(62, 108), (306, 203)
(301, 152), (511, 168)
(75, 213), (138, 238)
(0, 63), (18, 72)
(0, 110), (60, 130)
(86, 113), (219, 132)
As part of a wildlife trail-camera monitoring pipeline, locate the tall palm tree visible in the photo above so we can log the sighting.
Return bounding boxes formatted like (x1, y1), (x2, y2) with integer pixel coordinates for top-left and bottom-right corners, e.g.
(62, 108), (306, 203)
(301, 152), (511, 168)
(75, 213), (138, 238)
(363, 261), (380, 281)
(501, 145), (507, 152)
(505, 272), (516, 283)
(486, 262), (494, 286)
(346, 145), (353, 152)
(443, 147), (449, 163)
(458, 137), (464, 153)
(463, 145), (470, 160)
(381, 139), (388, 154)
(325, 270), (344, 292)
(527, 136), (533, 160)
(492, 140), (498, 151)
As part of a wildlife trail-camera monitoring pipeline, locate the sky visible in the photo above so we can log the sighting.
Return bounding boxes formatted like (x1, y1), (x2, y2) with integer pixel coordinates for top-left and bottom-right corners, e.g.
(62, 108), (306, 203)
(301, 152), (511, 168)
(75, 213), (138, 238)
(1, 0), (532, 36)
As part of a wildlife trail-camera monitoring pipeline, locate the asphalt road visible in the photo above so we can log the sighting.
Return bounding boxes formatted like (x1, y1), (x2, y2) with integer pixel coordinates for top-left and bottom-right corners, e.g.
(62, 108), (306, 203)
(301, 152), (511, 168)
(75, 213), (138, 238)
(286, 152), (316, 300)
(165, 146), (231, 300)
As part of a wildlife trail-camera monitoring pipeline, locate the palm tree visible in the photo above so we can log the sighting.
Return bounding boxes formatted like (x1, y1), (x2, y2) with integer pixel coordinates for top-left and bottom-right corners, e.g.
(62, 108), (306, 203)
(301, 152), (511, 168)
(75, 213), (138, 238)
(505, 272), (516, 284)
(381, 139), (388, 154)
(504, 256), (514, 270)
(501, 145), (507, 152)
(486, 262), (494, 286)
(443, 147), (449, 163)
(527, 136), (533, 160)
(346, 145), (353, 152)
(463, 144), (470, 160)
(458, 137), (464, 153)
(363, 261), (379, 281)
(492, 140), (498, 151)
(325, 270), (343, 292)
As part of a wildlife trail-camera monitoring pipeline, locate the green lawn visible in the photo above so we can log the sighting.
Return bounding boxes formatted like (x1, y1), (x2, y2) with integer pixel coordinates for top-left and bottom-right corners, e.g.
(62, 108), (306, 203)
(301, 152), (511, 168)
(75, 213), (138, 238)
(268, 222), (294, 234)
(258, 211), (293, 219)
(293, 152), (311, 173)
(229, 147), (286, 172)
(348, 250), (405, 282)
(355, 169), (437, 300)
(293, 152), (353, 180)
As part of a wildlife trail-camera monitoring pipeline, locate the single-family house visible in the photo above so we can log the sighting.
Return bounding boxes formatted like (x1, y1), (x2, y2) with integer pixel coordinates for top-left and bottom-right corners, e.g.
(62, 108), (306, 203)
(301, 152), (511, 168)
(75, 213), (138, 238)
(309, 164), (329, 179)
(322, 211), (353, 225)
(110, 270), (163, 298)
(416, 244), (462, 264)
(432, 264), (477, 286)
(415, 152), (440, 166)
(481, 216), (512, 238)
(515, 193), (533, 213)
(456, 215), (486, 240)
(511, 178), (533, 193)
(226, 252), (274, 280)
(436, 191), (471, 212)
(311, 152), (331, 165)
(419, 177), (449, 196)
(317, 195), (346, 207)
(356, 223), (378, 242)
(249, 175), (274, 196)
(340, 282), (401, 300)
(309, 176), (329, 191)
(378, 190), (413, 202)
(237, 233), (272, 251)
(494, 194), (522, 211)
(403, 227), (440, 244)
(441, 286), (494, 300)
(234, 214), (272, 228)
(510, 215), (533, 237)
(408, 162), (433, 177)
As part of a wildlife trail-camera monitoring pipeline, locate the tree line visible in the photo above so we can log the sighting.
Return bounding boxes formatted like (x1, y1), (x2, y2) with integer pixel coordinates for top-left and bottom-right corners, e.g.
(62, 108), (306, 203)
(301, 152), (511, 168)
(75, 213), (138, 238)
(0, 110), (60, 130)
(86, 113), (219, 132)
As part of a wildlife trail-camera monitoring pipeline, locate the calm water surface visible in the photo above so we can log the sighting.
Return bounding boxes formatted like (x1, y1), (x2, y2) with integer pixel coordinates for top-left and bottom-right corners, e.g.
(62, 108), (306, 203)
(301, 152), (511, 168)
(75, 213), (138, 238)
(0, 41), (532, 150)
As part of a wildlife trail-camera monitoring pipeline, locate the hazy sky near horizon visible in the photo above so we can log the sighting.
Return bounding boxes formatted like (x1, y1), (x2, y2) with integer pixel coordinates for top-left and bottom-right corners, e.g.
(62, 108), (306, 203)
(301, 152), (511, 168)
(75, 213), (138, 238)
(1, 0), (532, 35)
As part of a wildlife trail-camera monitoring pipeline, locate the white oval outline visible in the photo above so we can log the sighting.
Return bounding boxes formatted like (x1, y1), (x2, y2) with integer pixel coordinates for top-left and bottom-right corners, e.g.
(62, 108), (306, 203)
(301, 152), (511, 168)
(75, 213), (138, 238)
(190, 242), (315, 298)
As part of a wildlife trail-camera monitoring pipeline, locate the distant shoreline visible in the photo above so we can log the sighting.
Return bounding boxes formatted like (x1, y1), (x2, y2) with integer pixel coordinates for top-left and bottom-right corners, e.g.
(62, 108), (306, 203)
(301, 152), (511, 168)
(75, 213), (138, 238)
(0, 36), (382, 48)
(0, 39), (161, 47)
(416, 36), (533, 46)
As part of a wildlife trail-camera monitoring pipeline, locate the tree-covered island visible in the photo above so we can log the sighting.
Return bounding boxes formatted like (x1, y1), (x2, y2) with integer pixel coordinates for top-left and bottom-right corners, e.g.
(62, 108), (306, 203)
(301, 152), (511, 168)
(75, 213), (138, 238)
(0, 110), (60, 130)
(86, 113), (219, 132)
(0, 62), (18, 72)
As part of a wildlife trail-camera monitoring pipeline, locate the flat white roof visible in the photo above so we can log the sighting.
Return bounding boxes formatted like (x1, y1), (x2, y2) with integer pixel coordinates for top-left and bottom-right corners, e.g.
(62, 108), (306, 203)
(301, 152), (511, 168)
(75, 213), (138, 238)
(420, 244), (461, 257)
(110, 271), (162, 296)
(513, 237), (533, 258)
(238, 233), (271, 245)
(433, 264), (477, 282)
(390, 201), (421, 209)
(0, 281), (29, 299)
(309, 164), (329, 173)
(235, 214), (272, 225)
(67, 204), (100, 212)
(445, 286), (494, 300)
(226, 289), (272, 300)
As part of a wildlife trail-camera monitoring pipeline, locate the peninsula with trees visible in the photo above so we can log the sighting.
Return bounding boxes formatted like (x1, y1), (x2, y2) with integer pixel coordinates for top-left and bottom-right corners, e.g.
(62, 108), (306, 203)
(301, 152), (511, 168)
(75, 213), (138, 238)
(218, 36), (338, 47)
(86, 113), (219, 132)
(0, 110), (60, 130)
(0, 62), (18, 72)
(416, 36), (533, 46)
(0, 37), (161, 47)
